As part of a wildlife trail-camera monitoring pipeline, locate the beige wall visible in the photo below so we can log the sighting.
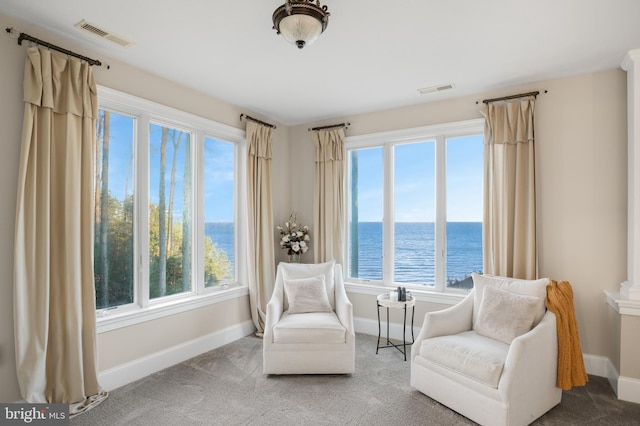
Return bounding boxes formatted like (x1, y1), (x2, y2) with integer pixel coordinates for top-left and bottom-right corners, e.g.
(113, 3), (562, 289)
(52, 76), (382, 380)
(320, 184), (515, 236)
(621, 314), (640, 378)
(0, 13), (290, 402)
(292, 69), (628, 365)
(607, 306), (622, 374)
(98, 297), (250, 371)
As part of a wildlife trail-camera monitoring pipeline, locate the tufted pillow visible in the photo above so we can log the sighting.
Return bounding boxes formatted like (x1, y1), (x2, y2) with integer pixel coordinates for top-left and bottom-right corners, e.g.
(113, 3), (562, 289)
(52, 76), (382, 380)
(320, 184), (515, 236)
(471, 273), (548, 327)
(474, 285), (542, 344)
(283, 275), (333, 314)
(280, 260), (336, 309)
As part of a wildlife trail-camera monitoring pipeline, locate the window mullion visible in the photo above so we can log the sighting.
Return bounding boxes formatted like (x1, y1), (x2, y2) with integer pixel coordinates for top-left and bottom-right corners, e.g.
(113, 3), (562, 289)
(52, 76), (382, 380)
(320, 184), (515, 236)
(194, 130), (205, 295)
(435, 135), (446, 291)
(138, 114), (151, 308)
(383, 143), (394, 286)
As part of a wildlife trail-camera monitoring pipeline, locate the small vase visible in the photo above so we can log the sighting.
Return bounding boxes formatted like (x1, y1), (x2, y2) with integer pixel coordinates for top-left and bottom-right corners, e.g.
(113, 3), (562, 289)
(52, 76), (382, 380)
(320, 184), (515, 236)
(288, 253), (300, 263)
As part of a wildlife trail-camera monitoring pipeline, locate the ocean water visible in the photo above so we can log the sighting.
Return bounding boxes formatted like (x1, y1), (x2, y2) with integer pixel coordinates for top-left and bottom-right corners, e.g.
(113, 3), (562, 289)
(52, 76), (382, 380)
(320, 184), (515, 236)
(349, 222), (482, 286)
(205, 221), (482, 287)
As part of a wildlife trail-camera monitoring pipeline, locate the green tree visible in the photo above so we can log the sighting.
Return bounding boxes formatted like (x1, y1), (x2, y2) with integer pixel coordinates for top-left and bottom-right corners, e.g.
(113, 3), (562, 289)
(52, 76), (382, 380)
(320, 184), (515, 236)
(95, 193), (133, 308)
(167, 130), (184, 253)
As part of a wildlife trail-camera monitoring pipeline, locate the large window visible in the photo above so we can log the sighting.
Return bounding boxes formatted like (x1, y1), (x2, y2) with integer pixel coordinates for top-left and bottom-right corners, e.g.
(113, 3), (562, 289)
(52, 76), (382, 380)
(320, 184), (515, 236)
(346, 120), (483, 292)
(94, 87), (244, 315)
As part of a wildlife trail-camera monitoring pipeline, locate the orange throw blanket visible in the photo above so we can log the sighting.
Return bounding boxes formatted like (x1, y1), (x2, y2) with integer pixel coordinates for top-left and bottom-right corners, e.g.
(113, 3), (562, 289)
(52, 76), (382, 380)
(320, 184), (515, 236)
(545, 280), (588, 390)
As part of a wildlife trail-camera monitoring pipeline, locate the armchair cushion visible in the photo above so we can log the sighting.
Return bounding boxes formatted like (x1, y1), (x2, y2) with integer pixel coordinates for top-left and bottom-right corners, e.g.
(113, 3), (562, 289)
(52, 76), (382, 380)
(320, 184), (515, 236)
(471, 273), (548, 327)
(418, 330), (509, 388)
(280, 260), (336, 309)
(284, 275), (332, 314)
(273, 311), (346, 344)
(474, 285), (542, 344)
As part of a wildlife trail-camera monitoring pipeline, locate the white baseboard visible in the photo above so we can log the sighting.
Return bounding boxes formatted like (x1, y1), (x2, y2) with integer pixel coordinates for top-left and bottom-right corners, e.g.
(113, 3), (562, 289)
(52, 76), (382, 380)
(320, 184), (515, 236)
(98, 320), (256, 391)
(618, 376), (640, 404)
(583, 353), (613, 377)
(583, 353), (620, 396)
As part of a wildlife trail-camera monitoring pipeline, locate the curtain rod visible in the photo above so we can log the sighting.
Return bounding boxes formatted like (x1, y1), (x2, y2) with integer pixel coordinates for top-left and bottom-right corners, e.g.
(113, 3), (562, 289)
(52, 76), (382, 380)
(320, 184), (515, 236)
(5, 27), (108, 69)
(308, 122), (350, 131)
(240, 114), (277, 129)
(479, 90), (546, 105)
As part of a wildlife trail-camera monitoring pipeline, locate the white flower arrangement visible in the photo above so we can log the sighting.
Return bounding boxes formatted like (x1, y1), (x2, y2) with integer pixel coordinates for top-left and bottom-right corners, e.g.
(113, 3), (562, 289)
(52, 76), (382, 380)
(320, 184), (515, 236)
(277, 212), (310, 258)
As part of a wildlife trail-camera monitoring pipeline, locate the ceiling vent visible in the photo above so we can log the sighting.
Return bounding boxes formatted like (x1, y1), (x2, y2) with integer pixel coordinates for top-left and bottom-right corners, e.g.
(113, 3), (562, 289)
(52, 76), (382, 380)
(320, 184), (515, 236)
(417, 83), (455, 95)
(75, 20), (135, 48)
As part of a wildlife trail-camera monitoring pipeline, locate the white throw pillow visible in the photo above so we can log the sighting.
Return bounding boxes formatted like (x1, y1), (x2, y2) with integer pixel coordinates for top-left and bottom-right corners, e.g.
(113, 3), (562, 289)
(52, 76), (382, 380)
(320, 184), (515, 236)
(474, 285), (541, 344)
(280, 260), (336, 309)
(471, 272), (548, 327)
(283, 275), (333, 314)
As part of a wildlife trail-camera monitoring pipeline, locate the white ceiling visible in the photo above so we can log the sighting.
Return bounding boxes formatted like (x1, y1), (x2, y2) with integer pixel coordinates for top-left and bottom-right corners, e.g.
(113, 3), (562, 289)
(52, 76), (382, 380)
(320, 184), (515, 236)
(2, 0), (640, 125)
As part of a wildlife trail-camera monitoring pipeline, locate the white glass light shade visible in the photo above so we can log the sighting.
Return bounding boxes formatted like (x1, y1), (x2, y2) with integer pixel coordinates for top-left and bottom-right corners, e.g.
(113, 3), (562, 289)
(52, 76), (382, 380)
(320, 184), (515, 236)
(279, 14), (323, 49)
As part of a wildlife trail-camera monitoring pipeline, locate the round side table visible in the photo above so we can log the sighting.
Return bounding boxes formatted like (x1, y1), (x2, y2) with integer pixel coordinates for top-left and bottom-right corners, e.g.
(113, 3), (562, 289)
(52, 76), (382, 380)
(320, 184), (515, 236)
(376, 293), (416, 361)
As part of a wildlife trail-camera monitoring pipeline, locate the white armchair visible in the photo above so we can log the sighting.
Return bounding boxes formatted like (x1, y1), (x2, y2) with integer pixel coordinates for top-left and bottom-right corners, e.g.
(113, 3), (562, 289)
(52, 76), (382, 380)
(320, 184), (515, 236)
(410, 274), (562, 426)
(263, 261), (355, 374)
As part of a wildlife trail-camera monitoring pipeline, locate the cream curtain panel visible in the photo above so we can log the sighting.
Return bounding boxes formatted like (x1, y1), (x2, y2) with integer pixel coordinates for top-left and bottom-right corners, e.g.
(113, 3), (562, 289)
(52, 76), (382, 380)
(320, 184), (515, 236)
(246, 121), (276, 335)
(481, 97), (537, 279)
(312, 128), (345, 264)
(14, 47), (107, 415)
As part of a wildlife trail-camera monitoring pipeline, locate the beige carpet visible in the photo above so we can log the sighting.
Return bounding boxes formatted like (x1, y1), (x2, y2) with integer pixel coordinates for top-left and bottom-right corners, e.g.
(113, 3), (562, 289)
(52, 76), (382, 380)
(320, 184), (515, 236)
(71, 333), (640, 425)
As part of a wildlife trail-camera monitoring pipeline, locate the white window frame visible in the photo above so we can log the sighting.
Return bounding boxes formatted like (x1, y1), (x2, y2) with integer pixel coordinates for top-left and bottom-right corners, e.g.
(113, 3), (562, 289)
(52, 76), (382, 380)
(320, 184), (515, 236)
(343, 118), (484, 305)
(95, 86), (248, 333)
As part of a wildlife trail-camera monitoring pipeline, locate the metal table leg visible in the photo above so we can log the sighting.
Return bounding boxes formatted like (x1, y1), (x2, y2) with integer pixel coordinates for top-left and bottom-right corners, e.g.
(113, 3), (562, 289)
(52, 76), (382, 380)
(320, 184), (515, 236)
(402, 304), (407, 361)
(376, 301), (381, 354)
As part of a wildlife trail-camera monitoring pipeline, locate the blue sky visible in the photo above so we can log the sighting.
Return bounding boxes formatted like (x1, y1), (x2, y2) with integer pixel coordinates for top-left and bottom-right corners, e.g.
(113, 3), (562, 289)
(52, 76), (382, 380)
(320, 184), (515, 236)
(350, 134), (483, 223)
(203, 138), (234, 222)
(103, 111), (235, 223)
(102, 111), (134, 202)
(445, 135), (484, 222)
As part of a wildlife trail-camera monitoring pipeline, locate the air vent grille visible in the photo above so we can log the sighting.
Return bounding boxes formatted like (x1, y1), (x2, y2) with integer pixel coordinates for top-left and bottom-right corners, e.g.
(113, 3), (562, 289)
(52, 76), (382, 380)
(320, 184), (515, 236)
(75, 20), (134, 48)
(418, 83), (456, 95)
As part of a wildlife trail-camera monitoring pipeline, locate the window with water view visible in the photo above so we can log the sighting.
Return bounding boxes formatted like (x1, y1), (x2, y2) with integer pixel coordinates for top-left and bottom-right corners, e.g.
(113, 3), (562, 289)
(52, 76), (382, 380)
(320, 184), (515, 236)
(347, 125), (483, 291)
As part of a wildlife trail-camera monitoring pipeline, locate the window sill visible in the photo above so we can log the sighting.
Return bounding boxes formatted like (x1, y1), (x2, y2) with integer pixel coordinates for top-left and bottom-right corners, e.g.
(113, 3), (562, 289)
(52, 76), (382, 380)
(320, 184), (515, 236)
(344, 281), (467, 306)
(605, 290), (640, 316)
(96, 285), (249, 333)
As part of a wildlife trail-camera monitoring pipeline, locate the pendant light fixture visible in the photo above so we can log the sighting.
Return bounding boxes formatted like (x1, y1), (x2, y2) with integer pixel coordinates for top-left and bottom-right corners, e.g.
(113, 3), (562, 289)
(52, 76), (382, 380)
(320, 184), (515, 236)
(272, 0), (330, 49)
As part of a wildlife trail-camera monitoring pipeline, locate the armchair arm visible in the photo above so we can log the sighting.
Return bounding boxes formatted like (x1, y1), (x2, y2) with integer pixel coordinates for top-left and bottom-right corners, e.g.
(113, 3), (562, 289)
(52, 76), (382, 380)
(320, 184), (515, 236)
(499, 310), (559, 399)
(334, 265), (355, 343)
(411, 293), (473, 362)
